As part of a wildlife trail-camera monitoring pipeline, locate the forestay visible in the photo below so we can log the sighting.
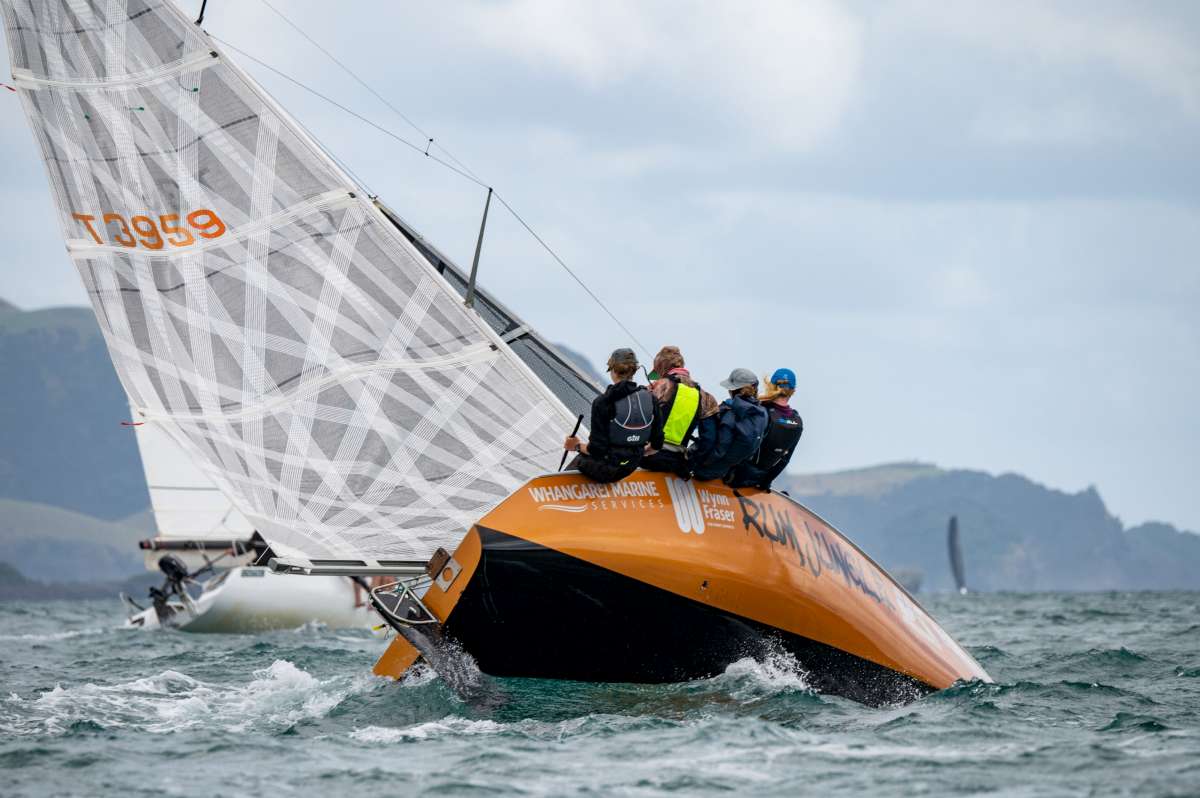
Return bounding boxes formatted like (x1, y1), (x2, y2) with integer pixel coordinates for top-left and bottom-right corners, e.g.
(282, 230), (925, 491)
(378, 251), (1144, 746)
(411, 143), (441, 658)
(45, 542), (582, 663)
(2, 0), (578, 559)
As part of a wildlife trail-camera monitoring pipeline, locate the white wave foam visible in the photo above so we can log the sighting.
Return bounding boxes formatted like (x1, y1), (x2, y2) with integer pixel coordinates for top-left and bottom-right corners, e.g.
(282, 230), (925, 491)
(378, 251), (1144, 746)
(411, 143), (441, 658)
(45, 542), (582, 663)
(0, 627), (108, 642)
(717, 649), (813, 698)
(290, 620), (331, 635)
(397, 663), (439, 687)
(1, 659), (372, 737)
(350, 717), (504, 743)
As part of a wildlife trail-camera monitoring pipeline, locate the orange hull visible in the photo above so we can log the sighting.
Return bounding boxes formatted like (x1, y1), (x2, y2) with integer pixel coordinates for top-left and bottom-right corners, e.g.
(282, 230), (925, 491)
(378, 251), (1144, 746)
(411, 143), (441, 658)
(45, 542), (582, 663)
(376, 471), (989, 704)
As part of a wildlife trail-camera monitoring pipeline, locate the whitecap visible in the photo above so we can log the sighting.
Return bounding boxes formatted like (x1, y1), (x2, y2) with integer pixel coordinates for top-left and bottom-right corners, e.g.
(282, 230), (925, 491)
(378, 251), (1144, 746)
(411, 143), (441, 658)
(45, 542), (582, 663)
(350, 717), (504, 743)
(0, 659), (373, 737)
(0, 627), (108, 642)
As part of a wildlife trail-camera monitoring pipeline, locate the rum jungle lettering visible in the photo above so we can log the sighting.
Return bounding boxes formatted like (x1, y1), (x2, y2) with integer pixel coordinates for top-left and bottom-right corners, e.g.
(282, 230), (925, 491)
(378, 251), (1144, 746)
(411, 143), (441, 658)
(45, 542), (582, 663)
(736, 492), (891, 608)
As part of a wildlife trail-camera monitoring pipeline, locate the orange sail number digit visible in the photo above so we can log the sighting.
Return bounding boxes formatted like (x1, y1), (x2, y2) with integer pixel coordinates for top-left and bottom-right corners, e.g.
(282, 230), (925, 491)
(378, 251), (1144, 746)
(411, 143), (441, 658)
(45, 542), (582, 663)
(187, 209), (226, 239)
(103, 213), (137, 248)
(158, 214), (195, 247)
(130, 215), (165, 250)
(71, 213), (102, 244)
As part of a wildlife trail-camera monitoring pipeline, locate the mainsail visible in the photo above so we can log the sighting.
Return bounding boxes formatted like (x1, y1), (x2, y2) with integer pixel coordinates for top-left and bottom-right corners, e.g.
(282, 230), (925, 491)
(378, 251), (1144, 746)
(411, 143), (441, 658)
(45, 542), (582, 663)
(3, 0), (587, 560)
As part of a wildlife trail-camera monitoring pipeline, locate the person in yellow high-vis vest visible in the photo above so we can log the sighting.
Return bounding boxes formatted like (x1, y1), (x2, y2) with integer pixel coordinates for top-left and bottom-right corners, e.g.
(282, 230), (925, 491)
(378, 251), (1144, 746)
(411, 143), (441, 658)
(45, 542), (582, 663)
(641, 346), (719, 478)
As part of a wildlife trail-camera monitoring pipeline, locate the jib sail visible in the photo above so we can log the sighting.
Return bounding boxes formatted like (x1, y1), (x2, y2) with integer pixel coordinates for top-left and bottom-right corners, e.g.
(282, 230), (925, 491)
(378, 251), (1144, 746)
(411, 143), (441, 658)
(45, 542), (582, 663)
(2, 0), (584, 560)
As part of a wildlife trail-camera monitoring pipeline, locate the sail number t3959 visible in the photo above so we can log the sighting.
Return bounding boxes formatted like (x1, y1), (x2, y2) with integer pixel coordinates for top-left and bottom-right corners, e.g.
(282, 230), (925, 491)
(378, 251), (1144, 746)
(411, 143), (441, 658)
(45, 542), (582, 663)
(71, 209), (227, 249)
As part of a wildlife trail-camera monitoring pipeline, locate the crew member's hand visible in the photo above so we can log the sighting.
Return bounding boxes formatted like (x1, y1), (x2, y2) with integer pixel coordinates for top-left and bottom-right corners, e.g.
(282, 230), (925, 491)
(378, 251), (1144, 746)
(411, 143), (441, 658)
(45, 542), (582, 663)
(644, 445), (658, 455)
(563, 436), (581, 452)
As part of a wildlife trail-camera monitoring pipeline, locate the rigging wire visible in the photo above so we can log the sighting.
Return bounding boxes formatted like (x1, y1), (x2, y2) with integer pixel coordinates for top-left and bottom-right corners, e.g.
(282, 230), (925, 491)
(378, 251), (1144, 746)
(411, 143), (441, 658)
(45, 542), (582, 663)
(209, 41), (379, 196)
(256, 0), (484, 185)
(211, 36), (486, 190)
(491, 192), (651, 358)
(212, 28), (653, 360)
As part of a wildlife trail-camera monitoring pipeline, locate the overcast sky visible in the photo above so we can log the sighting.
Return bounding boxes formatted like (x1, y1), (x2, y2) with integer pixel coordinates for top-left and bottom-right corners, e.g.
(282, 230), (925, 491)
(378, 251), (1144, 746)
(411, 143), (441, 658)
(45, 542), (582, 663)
(2, 1), (1198, 532)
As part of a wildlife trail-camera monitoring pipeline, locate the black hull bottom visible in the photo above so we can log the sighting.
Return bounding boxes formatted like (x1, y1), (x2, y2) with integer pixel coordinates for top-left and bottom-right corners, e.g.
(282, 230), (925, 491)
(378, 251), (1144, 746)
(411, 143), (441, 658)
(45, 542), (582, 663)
(444, 528), (931, 707)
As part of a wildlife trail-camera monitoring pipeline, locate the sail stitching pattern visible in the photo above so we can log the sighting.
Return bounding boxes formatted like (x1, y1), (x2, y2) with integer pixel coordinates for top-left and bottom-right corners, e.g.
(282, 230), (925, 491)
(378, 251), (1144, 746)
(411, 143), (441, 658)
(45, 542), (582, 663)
(11, 47), (217, 89)
(2, 0), (575, 559)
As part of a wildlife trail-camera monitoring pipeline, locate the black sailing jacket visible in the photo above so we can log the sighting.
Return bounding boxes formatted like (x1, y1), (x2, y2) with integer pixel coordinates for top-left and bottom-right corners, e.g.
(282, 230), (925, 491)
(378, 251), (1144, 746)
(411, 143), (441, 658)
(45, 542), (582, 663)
(587, 380), (664, 464)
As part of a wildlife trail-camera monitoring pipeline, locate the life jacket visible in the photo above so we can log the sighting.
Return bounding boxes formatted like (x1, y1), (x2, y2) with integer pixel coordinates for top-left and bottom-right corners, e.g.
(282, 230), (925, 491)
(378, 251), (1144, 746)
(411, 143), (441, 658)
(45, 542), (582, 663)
(753, 404), (803, 470)
(609, 386), (656, 449)
(660, 378), (701, 447)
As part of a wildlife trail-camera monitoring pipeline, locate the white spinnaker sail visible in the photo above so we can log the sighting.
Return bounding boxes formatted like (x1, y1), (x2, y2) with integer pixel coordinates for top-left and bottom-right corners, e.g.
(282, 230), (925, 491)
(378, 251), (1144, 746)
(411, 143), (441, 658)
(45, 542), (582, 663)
(2, 0), (577, 560)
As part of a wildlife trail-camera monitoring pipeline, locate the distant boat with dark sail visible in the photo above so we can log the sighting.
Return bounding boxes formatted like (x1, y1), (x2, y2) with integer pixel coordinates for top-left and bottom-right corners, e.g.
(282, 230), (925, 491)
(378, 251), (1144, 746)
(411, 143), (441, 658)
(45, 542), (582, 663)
(948, 515), (968, 594)
(2, 0), (989, 704)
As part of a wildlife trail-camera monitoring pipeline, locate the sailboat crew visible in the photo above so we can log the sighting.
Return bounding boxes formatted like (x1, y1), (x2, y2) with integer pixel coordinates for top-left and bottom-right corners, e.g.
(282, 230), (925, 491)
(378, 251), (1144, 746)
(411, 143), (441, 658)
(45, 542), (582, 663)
(640, 346), (719, 478)
(563, 348), (663, 483)
(729, 368), (804, 490)
(688, 368), (769, 482)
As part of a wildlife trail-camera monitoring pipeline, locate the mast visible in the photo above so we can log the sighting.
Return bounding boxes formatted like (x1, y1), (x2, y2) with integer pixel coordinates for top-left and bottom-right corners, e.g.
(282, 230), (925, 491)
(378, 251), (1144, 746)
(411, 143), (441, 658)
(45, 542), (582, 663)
(464, 188), (492, 309)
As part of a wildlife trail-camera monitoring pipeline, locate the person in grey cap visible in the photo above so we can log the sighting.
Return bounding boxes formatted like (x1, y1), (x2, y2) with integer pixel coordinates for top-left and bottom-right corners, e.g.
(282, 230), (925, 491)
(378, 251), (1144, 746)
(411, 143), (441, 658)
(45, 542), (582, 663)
(688, 367), (768, 482)
(563, 348), (663, 483)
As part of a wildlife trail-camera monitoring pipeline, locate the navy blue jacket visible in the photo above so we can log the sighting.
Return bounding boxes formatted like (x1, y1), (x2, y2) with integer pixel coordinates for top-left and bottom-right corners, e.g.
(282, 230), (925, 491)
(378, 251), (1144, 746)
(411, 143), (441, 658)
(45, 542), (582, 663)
(729, 403), (803, 490)
(688, 394), (768, 482)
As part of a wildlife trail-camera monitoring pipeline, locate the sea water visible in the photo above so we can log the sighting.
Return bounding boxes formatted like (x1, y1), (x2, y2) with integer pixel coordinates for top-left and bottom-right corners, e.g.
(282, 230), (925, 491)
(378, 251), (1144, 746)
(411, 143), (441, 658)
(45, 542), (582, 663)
(0, 592), (1197, 796)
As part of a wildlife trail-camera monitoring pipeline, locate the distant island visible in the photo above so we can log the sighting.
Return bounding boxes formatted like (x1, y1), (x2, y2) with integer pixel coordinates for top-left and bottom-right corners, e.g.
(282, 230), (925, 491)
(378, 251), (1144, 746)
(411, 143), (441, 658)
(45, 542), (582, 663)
(2, 298), (1197, 597)
(779, 463), (1200, 592)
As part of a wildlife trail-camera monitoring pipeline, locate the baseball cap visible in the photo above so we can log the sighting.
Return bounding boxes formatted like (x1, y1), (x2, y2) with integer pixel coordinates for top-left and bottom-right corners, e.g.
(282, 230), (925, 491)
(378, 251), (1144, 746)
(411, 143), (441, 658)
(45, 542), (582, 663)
(607, 347), (638, 370)
(720, 367), (758, 390)
(770, 368), (796, 390)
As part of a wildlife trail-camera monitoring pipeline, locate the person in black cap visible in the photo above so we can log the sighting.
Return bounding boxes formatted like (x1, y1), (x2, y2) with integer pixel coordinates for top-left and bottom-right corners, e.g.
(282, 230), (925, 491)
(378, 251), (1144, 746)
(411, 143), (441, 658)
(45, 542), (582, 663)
(688, 367), (768, 483)
(564, 348), (663, 483)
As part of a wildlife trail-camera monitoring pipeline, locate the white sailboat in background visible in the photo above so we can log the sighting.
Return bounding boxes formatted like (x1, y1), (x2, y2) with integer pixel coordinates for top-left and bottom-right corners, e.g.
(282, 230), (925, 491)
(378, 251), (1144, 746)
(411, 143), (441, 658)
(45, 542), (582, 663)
(122, 416), (374, 631)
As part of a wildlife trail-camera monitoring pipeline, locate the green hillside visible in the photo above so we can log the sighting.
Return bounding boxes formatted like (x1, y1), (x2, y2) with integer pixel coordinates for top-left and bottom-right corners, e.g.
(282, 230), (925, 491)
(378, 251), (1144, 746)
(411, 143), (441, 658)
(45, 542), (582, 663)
(0, 301), (149, 520)
(0, 497), (146, 582)
(788, 461), (941, 498)
(782, 463), (1200, 592)
(0, 559), (160, 601)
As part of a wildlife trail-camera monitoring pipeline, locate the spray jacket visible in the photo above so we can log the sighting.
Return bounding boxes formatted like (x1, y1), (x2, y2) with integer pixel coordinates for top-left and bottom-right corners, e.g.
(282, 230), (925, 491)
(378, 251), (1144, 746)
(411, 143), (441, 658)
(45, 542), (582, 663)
(688, 394), (768, 482)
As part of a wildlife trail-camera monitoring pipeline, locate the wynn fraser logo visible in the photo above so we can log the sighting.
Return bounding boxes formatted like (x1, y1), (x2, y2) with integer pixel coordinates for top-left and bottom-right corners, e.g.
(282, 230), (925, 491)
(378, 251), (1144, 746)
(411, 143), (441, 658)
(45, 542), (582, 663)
(528, 480), (664, 512)
(665, 478), (737, 534)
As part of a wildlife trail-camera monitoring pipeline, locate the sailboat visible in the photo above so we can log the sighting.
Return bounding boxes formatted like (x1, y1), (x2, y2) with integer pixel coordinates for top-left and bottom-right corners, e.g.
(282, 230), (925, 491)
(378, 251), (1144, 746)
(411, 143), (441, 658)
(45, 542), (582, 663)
(948, 515), (968, 595)
(2, 0), (989, 704)
(121, 416), (375, 631)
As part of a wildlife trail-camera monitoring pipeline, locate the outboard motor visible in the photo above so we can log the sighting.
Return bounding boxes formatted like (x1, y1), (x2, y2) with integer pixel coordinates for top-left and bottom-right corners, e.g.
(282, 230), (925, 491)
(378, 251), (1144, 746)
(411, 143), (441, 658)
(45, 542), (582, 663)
(158, 554), (189, 586)
(148, 554), (191, 624)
